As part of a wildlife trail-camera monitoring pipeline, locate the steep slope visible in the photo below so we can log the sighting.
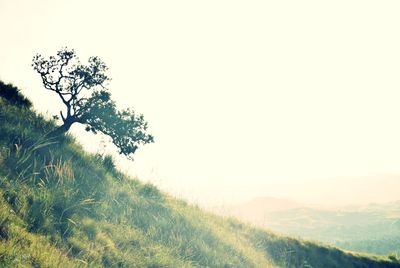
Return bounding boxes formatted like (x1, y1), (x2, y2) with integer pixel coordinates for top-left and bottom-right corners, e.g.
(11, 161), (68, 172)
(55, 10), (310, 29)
(0, 81), (399, 267)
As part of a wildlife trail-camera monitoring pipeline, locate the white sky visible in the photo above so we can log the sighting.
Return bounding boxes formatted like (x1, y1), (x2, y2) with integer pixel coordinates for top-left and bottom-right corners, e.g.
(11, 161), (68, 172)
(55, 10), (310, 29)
(1, 0), (400, 206)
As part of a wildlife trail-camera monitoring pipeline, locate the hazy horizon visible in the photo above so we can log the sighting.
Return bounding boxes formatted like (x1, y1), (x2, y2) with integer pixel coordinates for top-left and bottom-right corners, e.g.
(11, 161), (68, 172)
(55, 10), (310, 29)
(1, 0), (400, 207)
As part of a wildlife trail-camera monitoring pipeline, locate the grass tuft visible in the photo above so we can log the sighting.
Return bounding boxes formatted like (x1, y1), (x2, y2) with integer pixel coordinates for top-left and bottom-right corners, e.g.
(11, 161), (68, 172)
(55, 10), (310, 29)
(0, 83), (399, 267)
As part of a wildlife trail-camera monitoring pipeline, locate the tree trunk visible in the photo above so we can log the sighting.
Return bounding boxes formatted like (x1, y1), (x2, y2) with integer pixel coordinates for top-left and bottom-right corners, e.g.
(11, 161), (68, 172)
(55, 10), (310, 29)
(49, 118), (75, 137)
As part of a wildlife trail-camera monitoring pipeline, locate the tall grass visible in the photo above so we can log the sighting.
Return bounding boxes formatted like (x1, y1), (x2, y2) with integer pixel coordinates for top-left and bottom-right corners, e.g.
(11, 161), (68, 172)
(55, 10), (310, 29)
(0, 83), (399, 267)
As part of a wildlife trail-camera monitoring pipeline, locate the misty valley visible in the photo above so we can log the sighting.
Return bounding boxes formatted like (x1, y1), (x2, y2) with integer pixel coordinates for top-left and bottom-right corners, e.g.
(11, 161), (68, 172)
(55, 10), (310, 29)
(214, 197), (400, 256)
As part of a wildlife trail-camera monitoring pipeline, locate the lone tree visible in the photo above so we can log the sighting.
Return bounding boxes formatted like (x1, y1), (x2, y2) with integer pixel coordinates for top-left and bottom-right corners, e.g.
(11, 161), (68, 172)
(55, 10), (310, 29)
(32, 48), (154, 159)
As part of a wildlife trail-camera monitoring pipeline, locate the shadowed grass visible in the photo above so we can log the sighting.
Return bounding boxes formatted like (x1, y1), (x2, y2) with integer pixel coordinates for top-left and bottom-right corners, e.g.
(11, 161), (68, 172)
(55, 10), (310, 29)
(0, 82), (399, 267)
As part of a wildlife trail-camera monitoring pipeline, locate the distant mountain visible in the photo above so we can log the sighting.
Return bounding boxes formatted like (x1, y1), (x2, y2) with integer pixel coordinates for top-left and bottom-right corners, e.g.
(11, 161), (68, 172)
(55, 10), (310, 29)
(217, 197), (400, 255)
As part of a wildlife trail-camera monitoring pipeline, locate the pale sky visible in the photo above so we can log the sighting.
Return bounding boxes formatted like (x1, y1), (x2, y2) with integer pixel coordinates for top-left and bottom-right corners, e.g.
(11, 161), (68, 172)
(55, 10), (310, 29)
(1, 0), (400, 206)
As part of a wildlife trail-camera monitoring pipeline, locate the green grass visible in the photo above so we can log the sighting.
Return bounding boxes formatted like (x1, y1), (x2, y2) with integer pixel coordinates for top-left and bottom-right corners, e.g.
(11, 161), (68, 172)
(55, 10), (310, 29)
(0, 82), (399, 267)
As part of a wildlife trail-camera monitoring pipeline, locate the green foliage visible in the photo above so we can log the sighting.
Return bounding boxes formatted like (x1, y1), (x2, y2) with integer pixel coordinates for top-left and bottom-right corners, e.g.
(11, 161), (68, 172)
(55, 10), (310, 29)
(82, 90), (154, 159)
(32, 48), (153, 159)
(0, 85), (399, 267)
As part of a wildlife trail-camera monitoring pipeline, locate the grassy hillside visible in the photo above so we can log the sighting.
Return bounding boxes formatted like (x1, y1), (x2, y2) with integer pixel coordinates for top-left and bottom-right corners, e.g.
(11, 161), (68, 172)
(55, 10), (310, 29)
(0, 81), (399, 267)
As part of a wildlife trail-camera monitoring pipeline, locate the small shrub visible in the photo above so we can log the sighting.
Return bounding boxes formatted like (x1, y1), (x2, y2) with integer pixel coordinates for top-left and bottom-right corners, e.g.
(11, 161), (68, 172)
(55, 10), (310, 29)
(0, 81), (32, 108)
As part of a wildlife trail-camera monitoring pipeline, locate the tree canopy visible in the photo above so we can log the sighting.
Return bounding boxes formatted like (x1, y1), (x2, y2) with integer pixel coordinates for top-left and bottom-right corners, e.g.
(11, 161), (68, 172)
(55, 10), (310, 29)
(32, 48), (154, 159)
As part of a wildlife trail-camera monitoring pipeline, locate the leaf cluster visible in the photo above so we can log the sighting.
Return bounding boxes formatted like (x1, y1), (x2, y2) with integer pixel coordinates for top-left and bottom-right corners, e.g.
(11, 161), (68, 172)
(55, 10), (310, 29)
(83, 90), (154, 159)
(32, 48), (153, 159)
